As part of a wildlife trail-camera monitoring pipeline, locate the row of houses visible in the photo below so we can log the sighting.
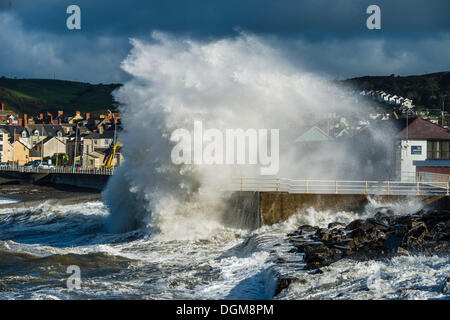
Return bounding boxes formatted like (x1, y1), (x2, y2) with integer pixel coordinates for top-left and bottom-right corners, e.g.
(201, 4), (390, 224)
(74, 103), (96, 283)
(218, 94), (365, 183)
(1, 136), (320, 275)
(360, 90), (414, 111)
(0, 103), (123, 168)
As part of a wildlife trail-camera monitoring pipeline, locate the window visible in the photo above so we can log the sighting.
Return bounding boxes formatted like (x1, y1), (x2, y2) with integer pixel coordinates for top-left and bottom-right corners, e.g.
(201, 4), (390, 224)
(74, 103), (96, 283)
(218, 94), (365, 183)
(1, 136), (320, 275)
(427, 140), (450, 160)
(34, 130), (39, 137)
(0, 145), (3, 152)
(0, 134), (3, 142)
(21, 131), (27, 138)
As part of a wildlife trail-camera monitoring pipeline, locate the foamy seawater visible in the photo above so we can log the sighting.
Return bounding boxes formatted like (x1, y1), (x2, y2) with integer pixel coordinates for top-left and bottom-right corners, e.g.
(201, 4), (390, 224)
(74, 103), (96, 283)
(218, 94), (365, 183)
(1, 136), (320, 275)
(0, 197), (18, 205)
(0, 200), (448, 300)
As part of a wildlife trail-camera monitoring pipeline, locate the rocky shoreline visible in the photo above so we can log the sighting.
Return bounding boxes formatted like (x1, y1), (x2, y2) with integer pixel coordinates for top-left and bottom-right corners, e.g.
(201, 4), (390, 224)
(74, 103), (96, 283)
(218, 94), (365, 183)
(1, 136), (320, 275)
(287, 209), (450, 271)
(271, 209), (450, 297)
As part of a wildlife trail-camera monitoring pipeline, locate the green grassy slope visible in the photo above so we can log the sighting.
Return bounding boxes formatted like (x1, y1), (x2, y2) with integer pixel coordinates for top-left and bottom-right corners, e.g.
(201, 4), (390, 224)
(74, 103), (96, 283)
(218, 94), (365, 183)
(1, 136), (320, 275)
(0, 77), (121, 115)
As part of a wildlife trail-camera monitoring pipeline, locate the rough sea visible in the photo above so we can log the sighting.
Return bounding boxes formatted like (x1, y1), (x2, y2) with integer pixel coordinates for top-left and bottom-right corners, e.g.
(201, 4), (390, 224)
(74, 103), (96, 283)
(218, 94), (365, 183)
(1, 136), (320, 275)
(0, 198), (448, 300)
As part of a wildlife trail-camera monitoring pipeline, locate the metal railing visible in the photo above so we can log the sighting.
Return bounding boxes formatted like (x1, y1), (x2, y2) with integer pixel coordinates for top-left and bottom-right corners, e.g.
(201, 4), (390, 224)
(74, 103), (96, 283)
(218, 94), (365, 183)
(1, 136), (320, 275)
(0, 164), (115, 176)
(228, 177), (450, 196)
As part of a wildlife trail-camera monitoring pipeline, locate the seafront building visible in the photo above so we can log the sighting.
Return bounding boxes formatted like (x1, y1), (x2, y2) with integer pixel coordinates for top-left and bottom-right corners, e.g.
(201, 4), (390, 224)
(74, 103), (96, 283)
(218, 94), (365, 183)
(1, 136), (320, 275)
(0, 103), (122, 168)
(1, 99), (450, 180)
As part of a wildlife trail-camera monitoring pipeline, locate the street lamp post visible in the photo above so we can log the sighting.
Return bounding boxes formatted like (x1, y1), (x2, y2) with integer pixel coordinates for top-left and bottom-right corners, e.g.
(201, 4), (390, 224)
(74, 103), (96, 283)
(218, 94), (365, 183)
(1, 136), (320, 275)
(73, 123), (78, 169)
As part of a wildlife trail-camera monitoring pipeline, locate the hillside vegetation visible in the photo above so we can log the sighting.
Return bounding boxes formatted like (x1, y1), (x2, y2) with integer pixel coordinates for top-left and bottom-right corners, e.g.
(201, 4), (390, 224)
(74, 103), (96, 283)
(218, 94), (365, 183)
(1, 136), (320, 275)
(0, 77), (121, 115)
(342, 72), (450, 110)
(1, 72), (449, 116)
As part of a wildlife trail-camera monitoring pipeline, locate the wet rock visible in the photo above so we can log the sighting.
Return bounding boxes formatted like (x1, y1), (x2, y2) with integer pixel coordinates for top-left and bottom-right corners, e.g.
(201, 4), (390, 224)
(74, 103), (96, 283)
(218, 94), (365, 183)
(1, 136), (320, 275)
(315, 228), (332, 241)
(347, 219), (375, 232)
(391, 224), (408, 235)
(431, 222), (446, 233)
(396, 247), (409, 254)
(395, 215), (419, 228)
(415, 209), (428, 216)
(443, 277), (450, 294)
(328, 222), (346, 229)
(349, 228), (370, 242)
(384, 233), (403, 251)
(276, 257), (287, 264)
(298, 225), (318, 233)
(275, 277), (305, 296)
(312, 268), (324, 274)
(287, 209), (450, 271)
(374, 212), (392, 226)
(433, 232), (450, 242)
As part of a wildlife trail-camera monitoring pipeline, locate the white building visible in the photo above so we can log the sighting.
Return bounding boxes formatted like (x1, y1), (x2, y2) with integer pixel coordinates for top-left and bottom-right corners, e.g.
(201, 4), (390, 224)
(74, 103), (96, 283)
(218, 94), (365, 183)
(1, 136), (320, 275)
(395, 117), (450, 181)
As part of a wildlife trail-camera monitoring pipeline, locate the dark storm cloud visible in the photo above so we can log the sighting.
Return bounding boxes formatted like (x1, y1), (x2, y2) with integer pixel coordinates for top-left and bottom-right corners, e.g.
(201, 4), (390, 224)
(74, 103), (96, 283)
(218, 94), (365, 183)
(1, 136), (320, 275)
(0, 0), (449, 83)
(6, 0), (450, 37)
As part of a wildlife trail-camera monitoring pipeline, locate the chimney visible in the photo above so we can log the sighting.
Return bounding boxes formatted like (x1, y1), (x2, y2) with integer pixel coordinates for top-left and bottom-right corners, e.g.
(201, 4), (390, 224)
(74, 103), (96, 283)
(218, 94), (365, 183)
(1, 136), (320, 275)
(47, 112), (53, 123)
(85, 113), (90, 120)
(58, 110), (63, 116)
(39, 113), (44, 120)
(24, 114), (28, 127)
(58, 118), (62, 125)
(18, 118), (23, 126)
(8, 117), (12, 125)
(76, 110), (81, 116)
(14, 133), (19, 141)
(114, 117), (118, 124)
(1, 103), (4, 111)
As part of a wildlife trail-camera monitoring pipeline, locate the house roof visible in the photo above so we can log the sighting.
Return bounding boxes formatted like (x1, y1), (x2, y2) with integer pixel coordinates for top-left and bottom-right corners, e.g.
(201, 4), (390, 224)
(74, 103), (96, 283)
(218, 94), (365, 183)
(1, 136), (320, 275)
(397, 117), (450, 140)
(27, 124), (64, 137)
(0, 125), (28, 142)
(295, 126), (331, 142)
(84, 130), (117, 139)
(413, 160), (450, 167)
(39, 136), (66, 145)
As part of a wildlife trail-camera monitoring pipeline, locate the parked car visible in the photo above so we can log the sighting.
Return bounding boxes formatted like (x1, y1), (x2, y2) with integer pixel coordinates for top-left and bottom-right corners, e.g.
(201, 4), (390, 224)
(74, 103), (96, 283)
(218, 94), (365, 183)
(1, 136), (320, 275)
(32, 160), (41, 167)
(0, 162), (9, 169)
(38, 162), (55, 170)
(23, 161), (35, 171)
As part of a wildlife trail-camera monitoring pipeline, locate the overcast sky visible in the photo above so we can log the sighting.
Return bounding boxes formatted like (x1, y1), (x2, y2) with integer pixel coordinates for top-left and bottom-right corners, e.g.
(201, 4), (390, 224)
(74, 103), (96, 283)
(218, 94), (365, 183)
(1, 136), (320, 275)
(0, 0), (449, 83)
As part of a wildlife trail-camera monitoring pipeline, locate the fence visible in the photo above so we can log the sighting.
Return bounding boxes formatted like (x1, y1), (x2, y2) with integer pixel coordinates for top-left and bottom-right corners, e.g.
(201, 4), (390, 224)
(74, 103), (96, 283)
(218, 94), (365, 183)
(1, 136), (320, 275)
(229, 177), (450, 196)
(0, 164), (115, 176)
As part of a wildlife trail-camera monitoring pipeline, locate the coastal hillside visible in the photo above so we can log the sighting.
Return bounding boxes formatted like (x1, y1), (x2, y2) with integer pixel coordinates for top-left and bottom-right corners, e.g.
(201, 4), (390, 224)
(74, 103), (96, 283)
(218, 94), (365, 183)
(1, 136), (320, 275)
(342, 72), (450, 110)
(0, 77), (121, 115)
(1, 72), (449, 116)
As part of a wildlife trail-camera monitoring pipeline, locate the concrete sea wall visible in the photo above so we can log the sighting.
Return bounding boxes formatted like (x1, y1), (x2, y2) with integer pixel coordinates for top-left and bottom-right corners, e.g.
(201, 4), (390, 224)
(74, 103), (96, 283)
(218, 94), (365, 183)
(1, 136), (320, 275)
(229, 192), (449, 227)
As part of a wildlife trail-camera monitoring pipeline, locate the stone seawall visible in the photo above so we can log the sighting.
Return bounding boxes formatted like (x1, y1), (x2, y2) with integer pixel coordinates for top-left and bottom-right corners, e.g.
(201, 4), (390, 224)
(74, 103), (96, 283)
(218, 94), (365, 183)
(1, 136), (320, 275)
(259, 192), (449, 225)
(227, 192), (450, 226)
(0, 171), (110, 191)
(48, 173), (110, 190)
